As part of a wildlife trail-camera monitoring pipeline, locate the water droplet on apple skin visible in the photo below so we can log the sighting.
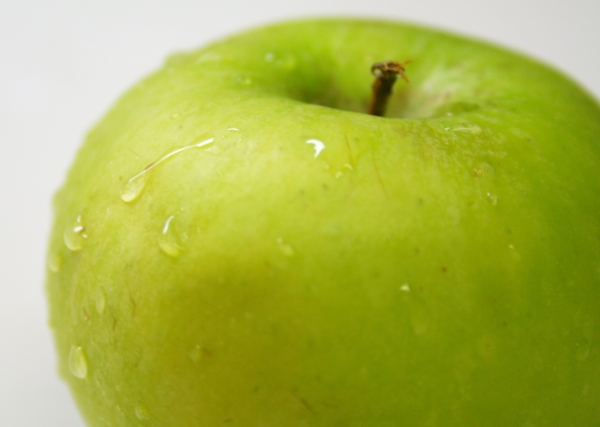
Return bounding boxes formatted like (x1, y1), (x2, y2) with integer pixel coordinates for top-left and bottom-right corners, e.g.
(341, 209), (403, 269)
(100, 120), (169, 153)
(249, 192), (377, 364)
(400, 283), (411, 292)
(486, 192), (498, 206)
(189, 344), (203, 364)
(453, 124), (482, 134)
(473, 162), (495, 179)
(159, 215), (183, 258)
(120, 138), (214, 203)
(195, 52), (223, 64)
(276, 238), (295, 257)
(96, 289), (106, 315)
(135, 403), (150, 420)
(120, 172), (149, 203)
(235, 76), (253, 86)
(306, 139), (326, 158)
(574, 313), (593, 362)
(47, 252), (62, 272)
(262, 52), (297, 70)
(68, 345), (88, 379)
(434, 101), (481, 117)
(576, 341), (591, 361)
(64, 215), (88, 251)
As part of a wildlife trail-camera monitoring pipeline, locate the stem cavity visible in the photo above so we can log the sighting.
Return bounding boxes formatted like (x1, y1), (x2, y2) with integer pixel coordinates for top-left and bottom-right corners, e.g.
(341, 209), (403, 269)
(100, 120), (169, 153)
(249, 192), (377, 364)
(368, 60), (412, 117)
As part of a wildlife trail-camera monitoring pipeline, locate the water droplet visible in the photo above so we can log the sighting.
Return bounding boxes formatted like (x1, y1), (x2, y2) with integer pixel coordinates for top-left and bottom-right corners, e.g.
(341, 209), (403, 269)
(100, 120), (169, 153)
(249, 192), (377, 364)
(486, 192), (498, 206)
(576, 340), (591, 361)
(64, 215), (88, 251)
(47, 252), (62, 272)
(400, 283), (411, 292)
(196, 52), (222, 63)
(68, 345), (88, 379)
(434, 101), (480, 117)
(236, 76), (252, 86)
(120, 138), (214, 203)
(411, 315), (428, 336)
(189, 344), (203, 364)
(450, 124), (482, 134)
(306, 139), (325, 158)
(274, 55), (297, 71)
(474, 162), (495, 179)
(276, 238), (295, 257)
(159, 215), (183, 257)
(575, 315), (593, 362)
(135, 403), (149, 420)
(264, 52), (275, 62)
(96, 289), (106, 315)
(120, 172), (149, 203)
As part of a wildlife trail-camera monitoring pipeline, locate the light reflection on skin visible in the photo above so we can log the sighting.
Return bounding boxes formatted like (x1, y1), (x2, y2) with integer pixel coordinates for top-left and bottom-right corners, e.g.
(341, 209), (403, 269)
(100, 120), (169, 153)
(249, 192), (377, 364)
(306, 139), (325, 158)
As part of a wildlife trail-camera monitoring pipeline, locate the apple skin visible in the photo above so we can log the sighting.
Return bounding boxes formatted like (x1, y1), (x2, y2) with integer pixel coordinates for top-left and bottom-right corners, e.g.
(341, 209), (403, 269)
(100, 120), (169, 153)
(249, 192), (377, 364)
(46, 19), (600, 426)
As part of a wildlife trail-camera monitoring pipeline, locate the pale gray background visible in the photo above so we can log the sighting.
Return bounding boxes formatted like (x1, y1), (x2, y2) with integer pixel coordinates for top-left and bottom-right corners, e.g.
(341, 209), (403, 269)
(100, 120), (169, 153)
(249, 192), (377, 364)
(1, 0), (599, 426)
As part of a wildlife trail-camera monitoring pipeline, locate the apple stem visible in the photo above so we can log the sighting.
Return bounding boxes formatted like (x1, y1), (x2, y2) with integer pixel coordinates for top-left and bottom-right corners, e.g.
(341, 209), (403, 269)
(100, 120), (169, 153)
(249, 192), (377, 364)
(368, 60), (412, 117)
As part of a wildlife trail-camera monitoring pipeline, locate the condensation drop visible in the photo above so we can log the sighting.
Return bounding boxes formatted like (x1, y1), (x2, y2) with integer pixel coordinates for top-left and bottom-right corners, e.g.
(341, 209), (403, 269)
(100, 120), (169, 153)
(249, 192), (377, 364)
(411, 314), (428, 336)
(120, 138), (214, 203)
(474, 162), (495, 179)
(306, 139), (326, 158)
(576, 340), (591, 361)
(47, 252), (62, 272)
(120, 172), (149, 203)
(68, 345), (88, 379)
(276, 238), (295, 257)
(336, 163), (354, 178)
(135, 403), (149, 420)
(96, 289), (106, 315)
(236, 76), (252, 85)
(196, 52), (222, 64)
(451, 123), (482, 134)
(575, 316), (593, 362)
(159, 215), (183, 257)
(486, 192), (498, 206)
(277, 56), (297, 71)
(400, 283), (411, 292)
(64, 215), (88, 251)
(189, 344), (203, 364)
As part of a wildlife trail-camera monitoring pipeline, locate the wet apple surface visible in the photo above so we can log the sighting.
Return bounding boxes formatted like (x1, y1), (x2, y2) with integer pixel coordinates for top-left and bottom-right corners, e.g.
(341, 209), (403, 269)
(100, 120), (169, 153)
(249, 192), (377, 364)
(47, 19), (600, 427)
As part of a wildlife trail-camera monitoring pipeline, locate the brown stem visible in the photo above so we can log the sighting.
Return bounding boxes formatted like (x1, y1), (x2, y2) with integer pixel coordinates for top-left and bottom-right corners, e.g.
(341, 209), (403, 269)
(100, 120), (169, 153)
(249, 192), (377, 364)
(368, 60), (412, 117)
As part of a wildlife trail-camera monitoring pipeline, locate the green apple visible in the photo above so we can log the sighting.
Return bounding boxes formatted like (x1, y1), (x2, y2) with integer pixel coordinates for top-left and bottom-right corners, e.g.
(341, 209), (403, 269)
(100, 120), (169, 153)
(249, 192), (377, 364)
(46, 18), (600, 426)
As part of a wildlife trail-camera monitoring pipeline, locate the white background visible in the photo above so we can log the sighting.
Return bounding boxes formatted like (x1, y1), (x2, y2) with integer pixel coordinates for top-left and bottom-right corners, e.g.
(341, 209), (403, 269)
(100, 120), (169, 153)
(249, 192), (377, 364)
(1, 1), (599, 426)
